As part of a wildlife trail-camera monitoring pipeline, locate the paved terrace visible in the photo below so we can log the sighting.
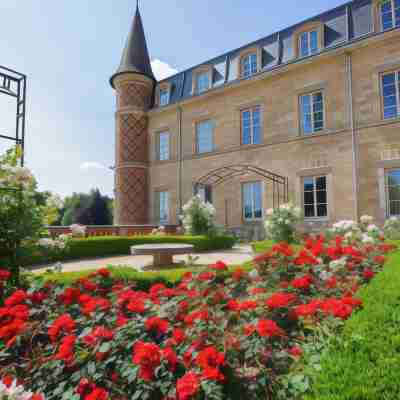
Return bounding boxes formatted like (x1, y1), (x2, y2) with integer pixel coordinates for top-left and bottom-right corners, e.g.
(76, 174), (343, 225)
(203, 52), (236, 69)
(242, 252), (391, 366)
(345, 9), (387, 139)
(32, 244), (254, 274)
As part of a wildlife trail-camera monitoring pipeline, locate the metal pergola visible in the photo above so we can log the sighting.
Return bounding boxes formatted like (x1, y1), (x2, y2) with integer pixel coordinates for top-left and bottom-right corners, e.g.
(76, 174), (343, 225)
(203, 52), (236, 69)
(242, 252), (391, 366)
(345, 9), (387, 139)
(0, 64), (27, 190)
(196, 164), (289, 209)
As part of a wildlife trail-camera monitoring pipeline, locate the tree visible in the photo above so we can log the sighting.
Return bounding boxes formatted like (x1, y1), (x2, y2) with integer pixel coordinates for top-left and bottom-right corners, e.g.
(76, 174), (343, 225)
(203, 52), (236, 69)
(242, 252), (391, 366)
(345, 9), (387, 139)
(59, 189), (113, 226)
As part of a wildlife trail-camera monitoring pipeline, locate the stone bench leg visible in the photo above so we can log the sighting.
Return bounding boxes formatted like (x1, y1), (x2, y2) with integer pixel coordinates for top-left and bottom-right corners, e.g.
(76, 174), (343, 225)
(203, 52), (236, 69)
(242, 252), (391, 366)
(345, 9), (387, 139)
(153, 253), (173, 267)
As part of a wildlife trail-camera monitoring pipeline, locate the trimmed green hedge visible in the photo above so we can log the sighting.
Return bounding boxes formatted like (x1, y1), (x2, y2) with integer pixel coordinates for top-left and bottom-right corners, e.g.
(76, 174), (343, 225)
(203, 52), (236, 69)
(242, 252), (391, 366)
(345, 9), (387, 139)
(1, 235), (236, 267)
(304, 247), (400, 400)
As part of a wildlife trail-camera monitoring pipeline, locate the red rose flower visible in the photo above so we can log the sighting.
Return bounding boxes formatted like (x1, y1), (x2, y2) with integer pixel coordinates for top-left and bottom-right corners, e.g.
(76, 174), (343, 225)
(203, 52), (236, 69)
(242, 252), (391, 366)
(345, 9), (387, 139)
(132, 341), (161, 381)
(172, 328), (186, 344)
(145, 316), (169, 336)
(289, 346), (303, 358)
(0, 269), (11, 281)
(54, 334), (76, 364)
(97, 268), (111, 278)
(257, 319), (284, 337)
(162, 347), (178, 372)
(196, 346), (225, 382)
(266, 292), (297, 309)
(362, 269), (375, 280)
(4, 290), (28, 307)
(290, 275), (313, 290)
(176, 372), (199, 400)
(209, 261), (228, 271)
(48, 314), (76, 342)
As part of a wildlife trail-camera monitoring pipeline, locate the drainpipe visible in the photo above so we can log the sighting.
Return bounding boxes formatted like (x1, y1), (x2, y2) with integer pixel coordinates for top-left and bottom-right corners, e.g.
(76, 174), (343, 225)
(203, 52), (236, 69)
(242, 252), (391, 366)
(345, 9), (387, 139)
(178, 105), (183, 218)
(346, 52), (359, 221)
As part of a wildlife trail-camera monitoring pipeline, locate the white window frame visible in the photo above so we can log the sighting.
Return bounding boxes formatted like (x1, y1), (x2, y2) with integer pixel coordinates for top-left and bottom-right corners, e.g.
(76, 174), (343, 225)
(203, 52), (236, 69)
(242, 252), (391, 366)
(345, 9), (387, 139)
(196, 71), (210, 94)
(241, 106), (262, 145)
(158, 191), (169, 224)
(241, 53), (258, 78)
(242, 181), (263, 221)
(382, 70), (400, 120)
(300, 91), (325, 135)
(298, 30), (319, 58)
(195, 120), (214, 154)
(157, 131), (170, 161)
(303, 175), (328, 220)
(159, 88), (170, 106)
(385, 169), (400, 217)
(380, 0), (400, 31)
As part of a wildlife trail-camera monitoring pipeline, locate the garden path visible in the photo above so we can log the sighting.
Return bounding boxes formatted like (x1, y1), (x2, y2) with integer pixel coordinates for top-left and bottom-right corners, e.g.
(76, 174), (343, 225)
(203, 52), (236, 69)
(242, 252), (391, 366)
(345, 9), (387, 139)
(32, 244), (254, 274)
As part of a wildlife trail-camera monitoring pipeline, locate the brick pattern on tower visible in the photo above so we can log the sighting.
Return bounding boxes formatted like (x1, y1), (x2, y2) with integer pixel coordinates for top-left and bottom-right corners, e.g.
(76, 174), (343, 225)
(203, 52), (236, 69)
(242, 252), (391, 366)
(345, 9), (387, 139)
(118, 82), (153, 110)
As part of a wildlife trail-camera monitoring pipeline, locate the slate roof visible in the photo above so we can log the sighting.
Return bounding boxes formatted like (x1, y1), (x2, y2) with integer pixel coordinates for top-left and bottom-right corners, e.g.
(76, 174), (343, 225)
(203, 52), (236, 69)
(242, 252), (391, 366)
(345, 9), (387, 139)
(110, 5), (155, 88)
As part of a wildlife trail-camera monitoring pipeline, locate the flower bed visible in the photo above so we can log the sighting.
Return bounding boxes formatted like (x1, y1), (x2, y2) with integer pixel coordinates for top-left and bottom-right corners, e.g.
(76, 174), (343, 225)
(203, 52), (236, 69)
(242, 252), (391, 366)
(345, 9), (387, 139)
(0, 234), (395, 400)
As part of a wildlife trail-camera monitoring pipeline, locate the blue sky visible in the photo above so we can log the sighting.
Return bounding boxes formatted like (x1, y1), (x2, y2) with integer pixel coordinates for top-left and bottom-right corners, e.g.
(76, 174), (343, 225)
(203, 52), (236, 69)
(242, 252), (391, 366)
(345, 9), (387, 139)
(0, 0), (348, 197)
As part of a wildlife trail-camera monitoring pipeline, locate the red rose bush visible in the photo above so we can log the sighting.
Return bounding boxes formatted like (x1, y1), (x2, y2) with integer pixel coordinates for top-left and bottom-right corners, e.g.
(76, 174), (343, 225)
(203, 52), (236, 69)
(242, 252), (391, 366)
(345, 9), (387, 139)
(0, 231), (395, 399)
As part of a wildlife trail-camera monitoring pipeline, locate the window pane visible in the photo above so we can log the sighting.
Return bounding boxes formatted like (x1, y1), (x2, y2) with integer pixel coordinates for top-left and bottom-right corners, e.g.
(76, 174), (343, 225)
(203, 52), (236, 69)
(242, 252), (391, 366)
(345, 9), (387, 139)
(383, 73), (395, 86)
(159, 89), (169, 106)
(300, 32), (309, 57)
(387, 170), (400, 186)
(197, 72), (209, 93)
(316, 176), (326, 190)
(390, 201), (400, 216)
(316, 190), (327, 204)
(388, 186), (400, 201)
(303, 115), (313, 134)
(304, 205), (315, 218)
(304, 191), (314, 204)
(158, 132), (170, 160)
(381, 1), (394, 30)
(317, 204), (328, 217)
(159, 192), (169, 223)
(253, 182), (262, 218)
(243, 183), (253, 219)
(253, 126), (261, 144)
(304, 177), (315, 192)
(310, 30), (318, 54)
(242, 53), (257, 78)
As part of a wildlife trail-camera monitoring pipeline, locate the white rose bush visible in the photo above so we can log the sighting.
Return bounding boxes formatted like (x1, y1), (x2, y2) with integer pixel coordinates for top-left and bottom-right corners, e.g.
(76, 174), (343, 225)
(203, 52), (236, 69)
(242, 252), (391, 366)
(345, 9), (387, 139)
(264, 203), (302, 243)
(0, 378), (43, 400)
(384, 217), (400, 240)
(181, 195), (216, 236)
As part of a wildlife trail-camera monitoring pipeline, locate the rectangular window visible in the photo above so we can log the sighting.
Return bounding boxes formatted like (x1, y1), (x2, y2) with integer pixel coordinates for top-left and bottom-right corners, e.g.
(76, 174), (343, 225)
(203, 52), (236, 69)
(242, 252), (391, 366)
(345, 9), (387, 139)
(380, 0), (400, 31)
(242, 53), (258, 78)
(196, 120), (214, 154)
(303, 176), (328, 219)
(159, 89), (170, 106)
(382, 71), (400, 119)
(196, 72), (210, 94)
(157, 191), (169, 224)
(242, 106), (262, 145)
(299, 30), (319, 57)
(194, 183), (212, 203)
(300, 91), (324, 135)
(157, 131), (170, 161)
(242, 181), (263, 220)
(386, 169), (400, 217)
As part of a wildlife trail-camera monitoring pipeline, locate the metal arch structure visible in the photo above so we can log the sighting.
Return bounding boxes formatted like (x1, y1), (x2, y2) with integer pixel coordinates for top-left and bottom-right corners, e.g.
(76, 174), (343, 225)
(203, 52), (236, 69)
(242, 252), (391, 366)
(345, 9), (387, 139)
(0, 65), (27, 191)
(196, 164), (289, 209)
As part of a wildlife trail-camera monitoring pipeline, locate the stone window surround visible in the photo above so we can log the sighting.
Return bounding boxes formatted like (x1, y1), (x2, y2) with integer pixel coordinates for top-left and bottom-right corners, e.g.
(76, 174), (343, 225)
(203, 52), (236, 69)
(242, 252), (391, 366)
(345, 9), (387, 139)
(238, 47), (262, 79)
(292, 21), (325, 59)
(156, 82), (172, 107)
(154, 129), (172, 162)
(239, 102), (264, 147)
(298, 88), (326, 136)
(377, 159), (400, 220)
(154, 188), (170, 224)
(192, 116), (216, 155)
(296, 167), (333, 222)
(378, 65), (400, 121)
(192, 65), (213, 95)
(241, 180), (264, 222)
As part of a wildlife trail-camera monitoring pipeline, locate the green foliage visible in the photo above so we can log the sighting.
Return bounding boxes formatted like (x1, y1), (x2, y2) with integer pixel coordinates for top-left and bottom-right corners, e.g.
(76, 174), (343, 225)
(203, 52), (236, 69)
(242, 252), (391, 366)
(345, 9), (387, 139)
(59, 188), (113, 226)
(1, 235), (236, 267)
(384, 217), (400, 240)
(304, 245), (400, 400)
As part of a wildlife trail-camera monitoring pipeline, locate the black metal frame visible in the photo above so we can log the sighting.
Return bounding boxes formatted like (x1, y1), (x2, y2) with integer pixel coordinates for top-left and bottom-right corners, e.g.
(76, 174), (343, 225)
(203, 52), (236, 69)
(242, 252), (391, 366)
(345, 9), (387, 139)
(196, 164), (289, 209)
(0, 65), (27, 191)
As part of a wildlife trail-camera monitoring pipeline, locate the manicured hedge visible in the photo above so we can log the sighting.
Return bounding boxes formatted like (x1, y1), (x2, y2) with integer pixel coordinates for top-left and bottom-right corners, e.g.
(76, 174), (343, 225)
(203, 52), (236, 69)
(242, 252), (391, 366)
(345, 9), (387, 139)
(304, 246), (400, 400)
(1, 235), (236, 267)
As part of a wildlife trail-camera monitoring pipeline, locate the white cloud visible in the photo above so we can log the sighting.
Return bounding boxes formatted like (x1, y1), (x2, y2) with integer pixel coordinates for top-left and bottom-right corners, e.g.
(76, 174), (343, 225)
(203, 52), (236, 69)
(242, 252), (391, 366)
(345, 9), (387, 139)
(151, 59), (178, 81)
(80, 161), (108, 171)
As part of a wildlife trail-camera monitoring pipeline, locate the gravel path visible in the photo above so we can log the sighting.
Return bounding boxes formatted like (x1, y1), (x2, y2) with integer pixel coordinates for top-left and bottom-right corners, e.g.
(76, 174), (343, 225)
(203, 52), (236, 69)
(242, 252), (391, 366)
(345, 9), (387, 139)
(32, 244), (254, 274)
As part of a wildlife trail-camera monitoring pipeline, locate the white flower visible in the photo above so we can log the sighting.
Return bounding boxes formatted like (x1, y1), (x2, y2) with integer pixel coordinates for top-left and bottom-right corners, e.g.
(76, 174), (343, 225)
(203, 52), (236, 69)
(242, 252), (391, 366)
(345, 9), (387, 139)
(249, 269), (259, 280)
(38, 238), (55, 248)
(361, 233), (375, 244)
(70, 224), (86, 237)
(266, 208), (274, 216)
(319, 271), (332, 281)
(329, 257), (347, 270)
(360, 215), (373, 224)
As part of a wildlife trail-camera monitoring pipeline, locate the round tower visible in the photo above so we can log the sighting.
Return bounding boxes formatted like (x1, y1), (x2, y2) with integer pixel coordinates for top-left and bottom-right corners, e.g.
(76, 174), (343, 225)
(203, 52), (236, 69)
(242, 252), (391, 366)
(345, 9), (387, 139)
(110, 5), (155, 225)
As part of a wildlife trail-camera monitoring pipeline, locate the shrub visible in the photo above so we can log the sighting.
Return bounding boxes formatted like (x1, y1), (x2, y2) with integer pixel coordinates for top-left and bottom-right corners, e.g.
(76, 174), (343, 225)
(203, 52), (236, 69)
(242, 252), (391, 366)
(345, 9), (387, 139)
(264, 203), (302, 243)
(0, 233), (393, 400)
(181, 196), (216, 236)
(0, 235), (236, 267)
(384, 217), (400, 240)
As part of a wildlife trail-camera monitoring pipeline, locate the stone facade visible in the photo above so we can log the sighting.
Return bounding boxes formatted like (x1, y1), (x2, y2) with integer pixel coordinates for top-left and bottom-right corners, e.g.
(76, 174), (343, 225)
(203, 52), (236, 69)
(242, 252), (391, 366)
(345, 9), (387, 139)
(112, 2), (400, 231)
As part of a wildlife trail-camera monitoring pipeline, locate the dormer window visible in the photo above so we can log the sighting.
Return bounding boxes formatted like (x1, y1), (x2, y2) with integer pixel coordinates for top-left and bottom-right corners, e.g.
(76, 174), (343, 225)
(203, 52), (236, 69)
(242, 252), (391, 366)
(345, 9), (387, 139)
(380, 0), (400, 31)
(196, 71), (210, 94)
(241, 52), (258, 78)
(159, 88), (170, 106)
(299, 30), (319, 57)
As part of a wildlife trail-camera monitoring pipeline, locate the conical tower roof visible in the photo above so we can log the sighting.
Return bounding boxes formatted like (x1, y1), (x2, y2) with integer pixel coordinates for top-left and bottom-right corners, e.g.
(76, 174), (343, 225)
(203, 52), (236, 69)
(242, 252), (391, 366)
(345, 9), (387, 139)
(110, 5), (155, 87)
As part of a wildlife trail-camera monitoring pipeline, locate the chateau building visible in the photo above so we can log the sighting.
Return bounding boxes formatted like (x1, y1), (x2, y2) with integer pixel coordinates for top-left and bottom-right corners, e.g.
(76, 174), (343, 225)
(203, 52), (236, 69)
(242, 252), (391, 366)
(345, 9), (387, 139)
(110, 0), (400, 233)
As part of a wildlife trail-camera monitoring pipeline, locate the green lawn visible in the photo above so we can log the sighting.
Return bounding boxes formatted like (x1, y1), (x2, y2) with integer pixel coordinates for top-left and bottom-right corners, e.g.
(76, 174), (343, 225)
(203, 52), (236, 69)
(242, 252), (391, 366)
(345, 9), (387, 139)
(304, 244), (400, 400)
